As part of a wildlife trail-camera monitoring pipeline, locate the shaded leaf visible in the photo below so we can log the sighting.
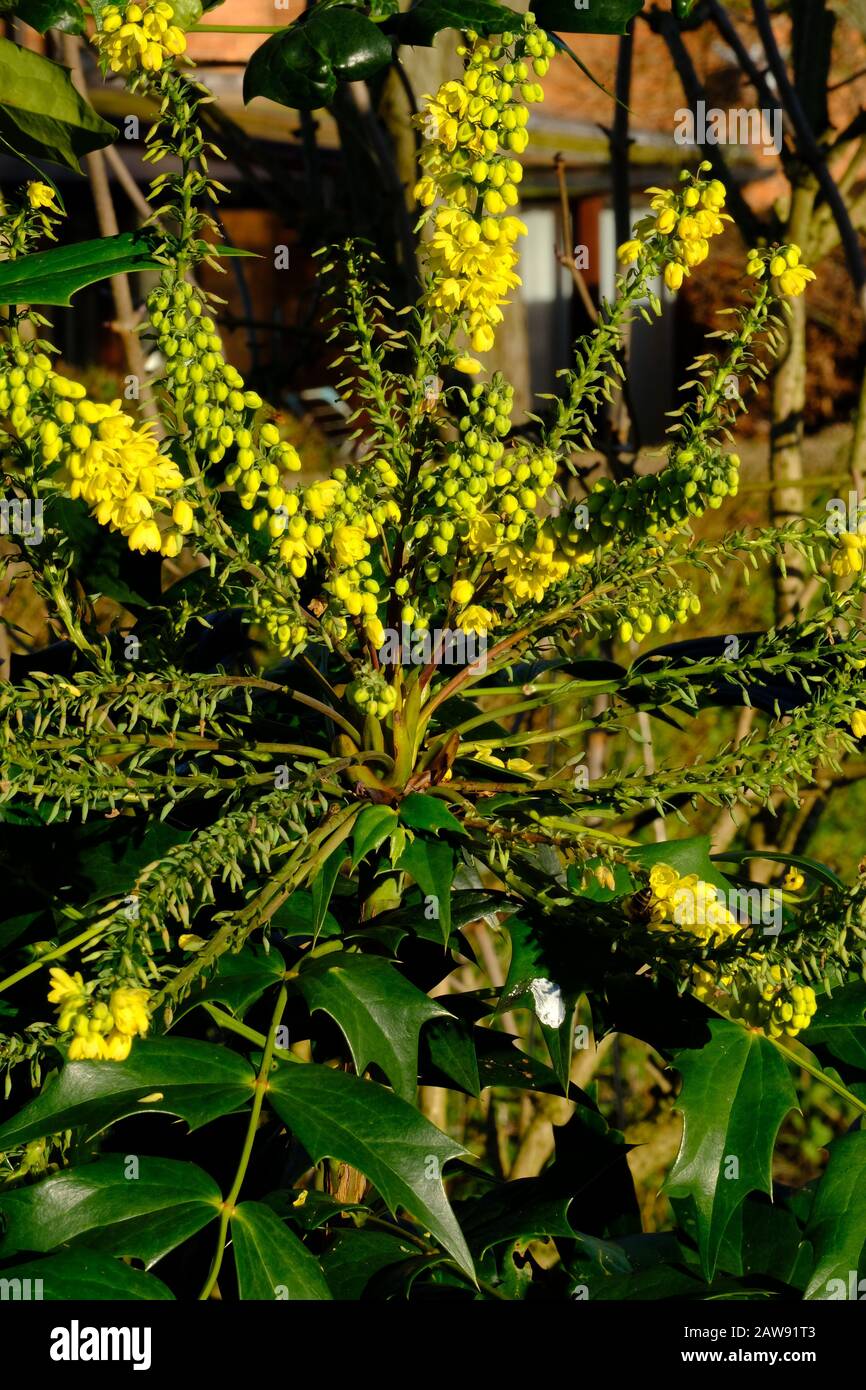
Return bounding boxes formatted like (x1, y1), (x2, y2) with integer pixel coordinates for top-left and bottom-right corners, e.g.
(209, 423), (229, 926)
(804, 1132), (866, 1299)
(268, 1061), (473, 1278)
(535, 0), (643, 33)
(295, 950), (447, 1101)
(390, 0), (514, 45)
(0, 37), (115, 172)
(801, 982), (866, 1072)
(0, 1249), (174, 1299)
(230, 1200), (332, 1300)
(0, 1039), (255, 1148)
(0, 1155), (220, 1268)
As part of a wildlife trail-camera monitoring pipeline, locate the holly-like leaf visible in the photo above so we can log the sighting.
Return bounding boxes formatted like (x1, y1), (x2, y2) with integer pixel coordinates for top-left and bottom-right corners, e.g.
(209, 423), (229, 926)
(244, 27), (337, 110)
(390, 0), (515, 46)
(397, 837), (453, 943)
(458, 1180), (574, 1257)
(0, 1039), (255, 1149)
(230, 1201), (332, 1300)
(803, 982), (866, 1072)
(803, 1132), (866, 1299)
(244, 8), (392, 112)
(0, 37), (115, 172)
(666, 1020), (799, 1280)
(0, 1156), (220, 1268)
(0, 1249), (174, 1299)
(295, 951), (448, 1101)
(399, 793), (465, 837)
(0, 231), (164, 309)
(631, 833), (732, 897)
(11, 0), (86, 33)
(320, 1227), (423, 1299)
(268, 1061), (474, 1278)
(303, 6), (393, 79)
(419, 1013), (482, 1097)
(178, 945), (285, 1021)
(351, 804), (398, 868)
(534, 0), (643, 32)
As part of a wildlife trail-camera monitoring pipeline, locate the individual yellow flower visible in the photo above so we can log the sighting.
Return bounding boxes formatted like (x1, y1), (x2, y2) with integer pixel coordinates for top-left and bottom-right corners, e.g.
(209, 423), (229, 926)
(851, 709), (866, 739)
(110, 987), (151, 1038)
(783, 866), (805, 893)
(664, 262), (685, 291)
(457, 603), (495, 635)
(26, 181), (57, 212)
(305, 479), (342, 518)
(617, 239), (642, 264)
(648, 863), (679, 901)
(332, 524), (368, 568)
(451, 578), (475, 606)
(47, 966), (86, 1005)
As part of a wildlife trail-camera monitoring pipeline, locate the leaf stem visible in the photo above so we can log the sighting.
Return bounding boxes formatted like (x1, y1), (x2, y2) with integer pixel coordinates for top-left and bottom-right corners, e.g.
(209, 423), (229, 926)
(198, 983), (288, 1301)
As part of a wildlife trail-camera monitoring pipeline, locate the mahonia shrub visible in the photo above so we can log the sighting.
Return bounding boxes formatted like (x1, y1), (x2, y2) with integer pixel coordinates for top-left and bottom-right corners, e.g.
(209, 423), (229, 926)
(0, 4), (865, 1302)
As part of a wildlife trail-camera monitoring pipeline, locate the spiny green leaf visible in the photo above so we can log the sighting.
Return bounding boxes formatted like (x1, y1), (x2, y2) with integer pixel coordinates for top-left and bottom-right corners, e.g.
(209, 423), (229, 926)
(0, 37), (115, 172)
(804, 1132), (866, 1300)
(268, 1061), (474, 1279)
(0, 1249), (174, 1299)
(666, 1021), (799, 1281)
(230, 1201), (332, 1300)
(295, 951), (447, 1101)
(0, 1155), (220, 1268)
(351, 804), (398, 868)
(0, 1039), (255, 1148)
(397, 837), (454, 944)
(0, 231), (162, 309)
(399, 793), (465, 837)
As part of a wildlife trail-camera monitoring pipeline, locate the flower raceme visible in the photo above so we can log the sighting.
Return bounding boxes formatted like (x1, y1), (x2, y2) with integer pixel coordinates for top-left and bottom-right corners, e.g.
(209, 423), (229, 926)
(94, 1), (187, 76)
(415, 18), (555, 367)
(0, 334), (194, 557)
(643, 864), (817, 1040)
(618, 163), (815, 302)
(47, 968), (151, 1062)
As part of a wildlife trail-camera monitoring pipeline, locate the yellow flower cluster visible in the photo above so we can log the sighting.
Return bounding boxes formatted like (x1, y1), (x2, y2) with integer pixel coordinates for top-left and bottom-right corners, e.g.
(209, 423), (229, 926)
(54, 393), (191, 557)
(747, 242), (816, 298)
(647, 862), (743, 947)
(48, 968), (150, 1062)
(415, 18), (554, 366)
(0, 337), (195, 556)
(617, 163), (731, 292)
(694, 961), (817, 1040)
(95, 1), (187, 76)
